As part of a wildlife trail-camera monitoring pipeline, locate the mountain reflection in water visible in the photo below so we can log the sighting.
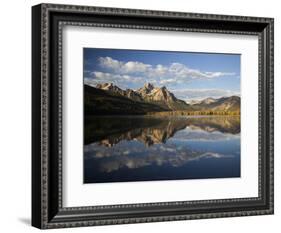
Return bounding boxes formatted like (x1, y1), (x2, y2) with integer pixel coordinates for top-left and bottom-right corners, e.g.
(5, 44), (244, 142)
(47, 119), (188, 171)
(84, 116), (240, 183)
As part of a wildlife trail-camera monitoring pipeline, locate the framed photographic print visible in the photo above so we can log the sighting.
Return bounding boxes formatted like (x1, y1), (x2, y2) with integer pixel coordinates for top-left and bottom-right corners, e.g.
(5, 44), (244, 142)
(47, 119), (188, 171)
(32, 3), (274, 229)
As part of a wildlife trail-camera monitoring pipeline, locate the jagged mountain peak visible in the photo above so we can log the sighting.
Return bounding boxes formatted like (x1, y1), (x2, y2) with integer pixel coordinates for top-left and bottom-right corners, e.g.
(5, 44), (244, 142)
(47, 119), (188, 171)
(152, 86), (176, 101)
(96, 82), (116, 90)
(137, 83), (156, 96)
(144, 83), (155, 90)
(95, 83), (143, 102)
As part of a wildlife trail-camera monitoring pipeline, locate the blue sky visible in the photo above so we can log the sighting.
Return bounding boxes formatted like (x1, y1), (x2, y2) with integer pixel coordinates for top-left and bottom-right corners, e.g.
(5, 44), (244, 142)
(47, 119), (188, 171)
(84, 48), (240, 102)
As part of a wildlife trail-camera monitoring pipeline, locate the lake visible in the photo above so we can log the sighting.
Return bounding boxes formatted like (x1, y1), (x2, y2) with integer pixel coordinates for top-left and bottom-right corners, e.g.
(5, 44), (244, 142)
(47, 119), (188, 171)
(84, 115), (240, 183)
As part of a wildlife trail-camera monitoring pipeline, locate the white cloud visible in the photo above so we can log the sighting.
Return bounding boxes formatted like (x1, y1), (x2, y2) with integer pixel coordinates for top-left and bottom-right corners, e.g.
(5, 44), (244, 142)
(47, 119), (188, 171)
(160, 79), (176, 85)
(166, 63), (234, 80)
(99, 57), (151, 74)
(97, 56), (236, 84)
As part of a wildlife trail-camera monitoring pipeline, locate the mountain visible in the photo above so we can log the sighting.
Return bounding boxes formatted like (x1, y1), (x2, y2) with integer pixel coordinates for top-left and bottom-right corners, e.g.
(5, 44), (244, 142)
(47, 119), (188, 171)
(137, 84), (190, 110)
(96, 83), (143, 102)
(84, 85), (167, 115)
(137, 83), (155, 96)
(95, 82), (191, 111)
(192, 96), (240, 112)
(96, 83), (124, 93)
(125, 89), (143, 102)
(87, 82), (240, 115)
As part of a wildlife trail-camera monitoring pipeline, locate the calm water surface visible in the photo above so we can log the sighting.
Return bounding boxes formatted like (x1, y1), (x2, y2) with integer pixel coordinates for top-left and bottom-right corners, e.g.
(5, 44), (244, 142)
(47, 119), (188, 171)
(84, 116), (240, 183)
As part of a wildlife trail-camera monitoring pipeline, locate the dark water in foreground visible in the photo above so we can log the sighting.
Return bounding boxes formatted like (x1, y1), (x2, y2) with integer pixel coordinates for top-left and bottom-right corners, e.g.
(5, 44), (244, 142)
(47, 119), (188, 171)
(84, 116), (240, 183)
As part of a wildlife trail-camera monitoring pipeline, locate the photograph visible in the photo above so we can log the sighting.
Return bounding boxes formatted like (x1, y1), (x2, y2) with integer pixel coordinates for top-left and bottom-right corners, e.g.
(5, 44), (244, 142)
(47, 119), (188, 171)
(83, 48), (241, 183)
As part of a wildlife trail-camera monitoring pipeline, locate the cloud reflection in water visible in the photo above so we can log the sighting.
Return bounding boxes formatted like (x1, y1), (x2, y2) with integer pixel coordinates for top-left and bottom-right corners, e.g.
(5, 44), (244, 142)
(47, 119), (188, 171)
(84, 116), (240, 181)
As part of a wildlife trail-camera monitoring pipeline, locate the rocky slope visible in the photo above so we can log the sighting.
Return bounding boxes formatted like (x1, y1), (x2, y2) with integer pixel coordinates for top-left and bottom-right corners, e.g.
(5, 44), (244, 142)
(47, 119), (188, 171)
(137, 83), (189, 110)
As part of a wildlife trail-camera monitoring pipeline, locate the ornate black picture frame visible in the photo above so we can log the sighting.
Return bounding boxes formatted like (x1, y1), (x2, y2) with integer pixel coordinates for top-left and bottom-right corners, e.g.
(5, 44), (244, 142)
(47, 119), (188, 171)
(32, 3), (274, 229)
